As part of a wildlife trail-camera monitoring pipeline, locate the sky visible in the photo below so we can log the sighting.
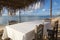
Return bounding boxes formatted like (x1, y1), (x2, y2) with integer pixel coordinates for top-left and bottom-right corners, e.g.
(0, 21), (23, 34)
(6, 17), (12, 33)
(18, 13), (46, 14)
(2, 0), (60, 16)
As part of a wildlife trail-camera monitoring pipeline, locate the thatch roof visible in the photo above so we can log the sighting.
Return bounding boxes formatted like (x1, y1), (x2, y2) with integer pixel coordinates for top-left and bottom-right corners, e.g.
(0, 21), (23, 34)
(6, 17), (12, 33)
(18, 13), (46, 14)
(0, 0), (45, 10)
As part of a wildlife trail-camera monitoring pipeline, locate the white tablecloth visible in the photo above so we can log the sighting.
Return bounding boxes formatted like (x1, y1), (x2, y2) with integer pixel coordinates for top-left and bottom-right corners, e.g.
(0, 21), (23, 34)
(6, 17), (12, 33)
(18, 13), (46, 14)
(2, 20), (50, 40)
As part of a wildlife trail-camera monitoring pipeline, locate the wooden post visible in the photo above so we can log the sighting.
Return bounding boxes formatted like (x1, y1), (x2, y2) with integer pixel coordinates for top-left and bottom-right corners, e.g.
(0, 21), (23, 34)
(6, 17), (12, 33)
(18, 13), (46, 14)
(19, 10), (21, 23)
(0, 10), (2, 16)
(50, 0), (52, 18)
(50, 0), (52, 23)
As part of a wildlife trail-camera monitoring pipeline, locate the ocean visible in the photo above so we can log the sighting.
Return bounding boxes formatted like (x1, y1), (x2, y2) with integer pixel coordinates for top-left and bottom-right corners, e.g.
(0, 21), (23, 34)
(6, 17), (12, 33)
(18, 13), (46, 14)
(0, 15), (55, 25)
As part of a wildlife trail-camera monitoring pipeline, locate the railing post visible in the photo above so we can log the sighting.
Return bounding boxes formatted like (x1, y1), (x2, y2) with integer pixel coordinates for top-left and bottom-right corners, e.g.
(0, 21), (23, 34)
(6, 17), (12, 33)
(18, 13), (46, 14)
(19, 10), (21, 23)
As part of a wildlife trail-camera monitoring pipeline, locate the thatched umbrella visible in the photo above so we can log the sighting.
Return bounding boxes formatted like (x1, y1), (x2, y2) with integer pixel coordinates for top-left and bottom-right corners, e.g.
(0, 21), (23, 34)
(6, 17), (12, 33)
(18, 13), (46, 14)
(0, 0), (45, 10)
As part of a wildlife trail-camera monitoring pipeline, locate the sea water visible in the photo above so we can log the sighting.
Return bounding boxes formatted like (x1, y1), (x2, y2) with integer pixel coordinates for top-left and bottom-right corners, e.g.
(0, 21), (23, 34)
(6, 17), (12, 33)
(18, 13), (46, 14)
(0, 15), (54, 25)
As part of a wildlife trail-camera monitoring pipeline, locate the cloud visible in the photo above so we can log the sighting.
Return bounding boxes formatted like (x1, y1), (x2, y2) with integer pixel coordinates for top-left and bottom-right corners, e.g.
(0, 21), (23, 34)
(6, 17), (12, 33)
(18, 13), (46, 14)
(21, 2), (41, 15)
(25, 9), (33, 13)
(16, 10), (25, 16)
(16, 11), (19, 16)
(17, 1), (44, 15)
(55, 12), (60, 15)
(42, 9), (46, 12)
(2, 13), (7, 16)
(20, 1), (44, 15)
(54, 2), (58, 6)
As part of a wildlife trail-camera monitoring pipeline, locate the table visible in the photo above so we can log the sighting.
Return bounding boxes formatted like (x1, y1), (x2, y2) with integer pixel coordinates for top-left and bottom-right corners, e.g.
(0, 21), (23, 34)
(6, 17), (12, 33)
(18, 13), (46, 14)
(2, 20), (50, 40)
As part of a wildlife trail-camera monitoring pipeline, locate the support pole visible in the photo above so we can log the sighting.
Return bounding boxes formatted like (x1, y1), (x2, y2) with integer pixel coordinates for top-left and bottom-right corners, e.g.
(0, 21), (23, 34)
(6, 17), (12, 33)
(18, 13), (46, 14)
(19, 10), (21, 23)
(50, 0), (52, 23)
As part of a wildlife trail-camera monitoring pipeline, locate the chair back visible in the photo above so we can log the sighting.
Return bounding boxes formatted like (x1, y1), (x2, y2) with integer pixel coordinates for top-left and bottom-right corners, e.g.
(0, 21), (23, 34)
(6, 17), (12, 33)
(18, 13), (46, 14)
(0, 30), (4, 39)
(47, 20), (58, 40)
(53, 20), (58, 40)
(4, 37), (12, 40)
(35, 24), (44, 40)
(53, 20), (58, 30)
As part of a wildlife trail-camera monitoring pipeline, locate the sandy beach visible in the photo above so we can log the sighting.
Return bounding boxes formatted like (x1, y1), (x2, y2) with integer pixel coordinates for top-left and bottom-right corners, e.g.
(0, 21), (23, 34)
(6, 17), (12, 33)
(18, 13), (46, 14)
(0, 25), (5, 30)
